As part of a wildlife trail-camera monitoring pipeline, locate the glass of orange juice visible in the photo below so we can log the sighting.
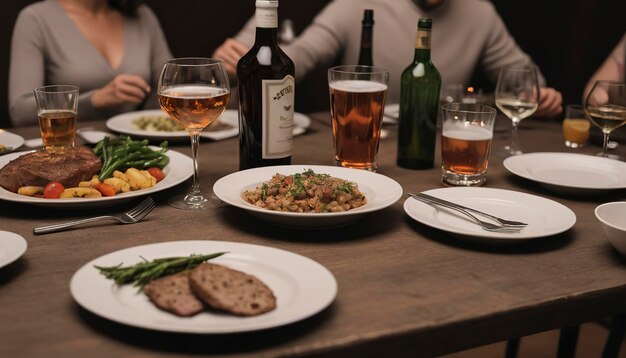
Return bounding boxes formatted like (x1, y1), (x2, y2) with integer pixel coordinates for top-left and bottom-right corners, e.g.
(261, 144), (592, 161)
(563, 104), (590, 148)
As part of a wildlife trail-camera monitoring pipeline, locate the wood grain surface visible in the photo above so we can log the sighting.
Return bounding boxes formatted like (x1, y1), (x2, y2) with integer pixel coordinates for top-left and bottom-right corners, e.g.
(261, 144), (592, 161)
(0, 113), (625, 358)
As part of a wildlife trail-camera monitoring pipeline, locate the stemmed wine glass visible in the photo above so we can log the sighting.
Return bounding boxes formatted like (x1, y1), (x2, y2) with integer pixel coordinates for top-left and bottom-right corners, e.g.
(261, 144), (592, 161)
(584, 81), (626, 158)
(495, 65), (540, 156)
(158, 58), (231, 210)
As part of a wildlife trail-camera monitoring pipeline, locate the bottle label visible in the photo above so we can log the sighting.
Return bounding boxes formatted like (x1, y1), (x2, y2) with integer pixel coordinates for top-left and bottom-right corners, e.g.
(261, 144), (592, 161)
(415, 29), (431, 49)
(256, 7), (278, 28)
(262, 75), (294, 159)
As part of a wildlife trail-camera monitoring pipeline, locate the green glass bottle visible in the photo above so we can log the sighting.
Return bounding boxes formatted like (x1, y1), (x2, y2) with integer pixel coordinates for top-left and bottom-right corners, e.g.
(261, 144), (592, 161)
(397, 18), (441, 169)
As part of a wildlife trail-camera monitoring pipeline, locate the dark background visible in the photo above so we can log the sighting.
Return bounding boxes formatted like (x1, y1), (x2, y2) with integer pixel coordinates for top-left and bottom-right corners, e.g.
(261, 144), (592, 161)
(1, 0), (624, 128)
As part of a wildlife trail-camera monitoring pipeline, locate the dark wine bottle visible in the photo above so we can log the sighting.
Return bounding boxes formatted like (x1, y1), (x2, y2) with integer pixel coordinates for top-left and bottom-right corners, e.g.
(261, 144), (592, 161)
(357, 9), (374, 66)
(238, 0), (295, 170)
(397, 18), (441, 169)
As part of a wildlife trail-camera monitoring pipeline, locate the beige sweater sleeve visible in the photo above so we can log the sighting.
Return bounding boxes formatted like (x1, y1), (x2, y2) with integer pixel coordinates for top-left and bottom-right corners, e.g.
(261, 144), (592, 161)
(140, 6), (174, 110)
(478, 3), (547, 86)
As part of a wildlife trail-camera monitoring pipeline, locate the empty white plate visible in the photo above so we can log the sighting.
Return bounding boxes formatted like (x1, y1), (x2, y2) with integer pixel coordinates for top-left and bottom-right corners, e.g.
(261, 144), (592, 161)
(504, 152), (626, 194)
(0, 231), (27, 268)
(404, 187), (576, 245)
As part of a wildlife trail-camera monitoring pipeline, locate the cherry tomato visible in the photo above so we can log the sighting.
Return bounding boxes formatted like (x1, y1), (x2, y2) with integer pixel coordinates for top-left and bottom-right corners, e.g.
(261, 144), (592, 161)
(147, 167), (165, 182)
(95, 182), (116, 197)
(43, 181), (65, 199)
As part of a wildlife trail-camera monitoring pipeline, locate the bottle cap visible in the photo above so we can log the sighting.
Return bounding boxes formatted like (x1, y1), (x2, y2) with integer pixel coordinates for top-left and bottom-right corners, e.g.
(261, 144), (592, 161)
(362, 9), (374, 25)
(418, 18), (432, 29)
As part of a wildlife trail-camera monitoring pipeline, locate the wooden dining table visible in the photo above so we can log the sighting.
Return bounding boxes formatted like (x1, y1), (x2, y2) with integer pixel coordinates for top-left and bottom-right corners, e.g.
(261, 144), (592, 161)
(0, 112), (625, 357)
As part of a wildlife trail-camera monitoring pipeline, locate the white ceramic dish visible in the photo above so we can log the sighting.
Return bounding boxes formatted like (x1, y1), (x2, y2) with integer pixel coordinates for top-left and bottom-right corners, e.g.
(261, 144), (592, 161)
(70, 240), (337, 334)
(383, 103), (399, 124)
(0, 148), (192, 208)
(106, 109), (311, 141)
(595, 202), (626, 255)
(0, 130), (25, 154)
(503, 152), (626, 194)
(404, 187), (576, 245)
(213, 165), (403, 228)
(0, 231), (27, 268)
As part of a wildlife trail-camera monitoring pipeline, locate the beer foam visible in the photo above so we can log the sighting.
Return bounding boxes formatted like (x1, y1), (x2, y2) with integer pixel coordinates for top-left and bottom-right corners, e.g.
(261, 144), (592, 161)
(329, 80), (388, 93)
(442, 126), (492, 141)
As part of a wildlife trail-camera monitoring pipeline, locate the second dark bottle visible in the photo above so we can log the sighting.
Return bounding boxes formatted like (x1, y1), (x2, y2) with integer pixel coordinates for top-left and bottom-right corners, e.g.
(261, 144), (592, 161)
(357, 9), (374, 66)
(238, 0), (296, 170)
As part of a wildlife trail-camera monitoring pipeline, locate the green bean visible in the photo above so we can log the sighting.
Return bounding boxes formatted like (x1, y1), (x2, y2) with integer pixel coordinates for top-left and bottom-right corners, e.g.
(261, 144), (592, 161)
(94, 135), (170, 180)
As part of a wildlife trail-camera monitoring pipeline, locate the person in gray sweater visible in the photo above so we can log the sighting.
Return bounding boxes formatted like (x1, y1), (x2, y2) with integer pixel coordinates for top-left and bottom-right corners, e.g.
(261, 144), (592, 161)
(9, 0), (172, 127)
(213, 0), (562, 117)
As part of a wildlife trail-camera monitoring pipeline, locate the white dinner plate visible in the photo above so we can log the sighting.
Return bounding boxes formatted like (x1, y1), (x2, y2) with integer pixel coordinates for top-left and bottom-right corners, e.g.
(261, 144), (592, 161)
(0, 130), (25, 154)
(0, 231), (27, 269)
(106, 109), (311, 141)
(214, 165), (403, 228)
(70, 240), (337, 334)
(383, 103), (399, 124)
(404, 187), (576, 244)
(503, 152), (626, 194)
(0, 148), (192, 208)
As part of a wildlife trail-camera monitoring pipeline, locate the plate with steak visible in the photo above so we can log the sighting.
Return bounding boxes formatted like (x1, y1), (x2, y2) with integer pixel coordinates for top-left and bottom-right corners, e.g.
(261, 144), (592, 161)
(0, 146), (101, 193)
(0, 148), (192, 207)
(70, 240), (337, 333)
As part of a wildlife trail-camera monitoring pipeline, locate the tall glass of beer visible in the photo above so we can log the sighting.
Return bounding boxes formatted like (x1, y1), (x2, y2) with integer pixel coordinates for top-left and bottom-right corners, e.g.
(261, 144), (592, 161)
(328, 65), (388, 171)
(34, 85), (79, 152)
(441, 103), (496, 186)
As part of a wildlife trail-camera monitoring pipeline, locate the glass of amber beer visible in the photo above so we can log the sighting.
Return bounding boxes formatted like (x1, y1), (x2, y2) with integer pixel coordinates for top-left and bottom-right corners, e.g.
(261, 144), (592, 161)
(34, 85), (79, 152)
(328, 65), (388, 171)
(441, 103), (496, 186)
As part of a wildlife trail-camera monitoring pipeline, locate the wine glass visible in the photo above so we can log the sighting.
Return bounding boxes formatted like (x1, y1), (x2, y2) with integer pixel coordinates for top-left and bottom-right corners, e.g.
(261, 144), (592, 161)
(494, 65), (540, 156)
(584, 81), (626, 158)
(158, 58), (231, 210)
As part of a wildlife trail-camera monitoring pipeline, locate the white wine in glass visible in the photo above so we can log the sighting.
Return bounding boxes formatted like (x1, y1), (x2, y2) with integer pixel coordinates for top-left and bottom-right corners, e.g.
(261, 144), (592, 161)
(495, 66), (540, 156)
(158, 58), (230, 210)
(584, 81), (626, 158)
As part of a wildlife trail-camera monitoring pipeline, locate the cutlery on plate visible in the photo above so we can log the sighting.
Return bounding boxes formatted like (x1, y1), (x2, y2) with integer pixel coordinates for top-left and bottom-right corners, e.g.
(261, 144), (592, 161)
(408, 193), (525, 233)
(409, 192), (528, 227)
(33, 197), (155, 235)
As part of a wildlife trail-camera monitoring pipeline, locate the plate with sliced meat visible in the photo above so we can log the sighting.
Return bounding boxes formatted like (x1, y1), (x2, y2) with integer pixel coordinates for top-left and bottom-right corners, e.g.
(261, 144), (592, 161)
(70, 240), (337, 333)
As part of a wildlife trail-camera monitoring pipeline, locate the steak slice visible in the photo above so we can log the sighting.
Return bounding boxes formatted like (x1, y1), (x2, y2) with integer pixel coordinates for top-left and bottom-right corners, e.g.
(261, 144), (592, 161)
(189, 263), (276, 316)
(143, 271), (204, 317)
(0, 147), (101, 193)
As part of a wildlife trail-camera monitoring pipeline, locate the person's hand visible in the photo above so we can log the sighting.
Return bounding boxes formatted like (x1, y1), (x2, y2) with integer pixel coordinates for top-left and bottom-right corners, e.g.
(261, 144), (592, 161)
(91, 74), (150, 108)
(535, 87), (563, 118)
(212, 38), (249, 75)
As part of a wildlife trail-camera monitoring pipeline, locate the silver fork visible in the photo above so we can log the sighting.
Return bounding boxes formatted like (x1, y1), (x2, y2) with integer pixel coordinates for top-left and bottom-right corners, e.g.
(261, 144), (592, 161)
(409, 192), (528, 228)
(409, 194), (523, 233)
(33, 197), (155, 235)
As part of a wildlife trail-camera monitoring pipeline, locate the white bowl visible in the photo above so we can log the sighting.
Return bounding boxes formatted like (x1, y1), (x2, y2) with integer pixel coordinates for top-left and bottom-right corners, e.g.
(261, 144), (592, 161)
(595, 202), (626, 255)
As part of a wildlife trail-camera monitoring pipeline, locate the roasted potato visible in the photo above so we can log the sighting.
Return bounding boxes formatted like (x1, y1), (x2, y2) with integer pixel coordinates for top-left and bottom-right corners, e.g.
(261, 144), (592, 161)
(103, 177), (131, 193)
(59, 188), (102, 198)
(125, 168), (156, 190)
(17, 186), (44, 196)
